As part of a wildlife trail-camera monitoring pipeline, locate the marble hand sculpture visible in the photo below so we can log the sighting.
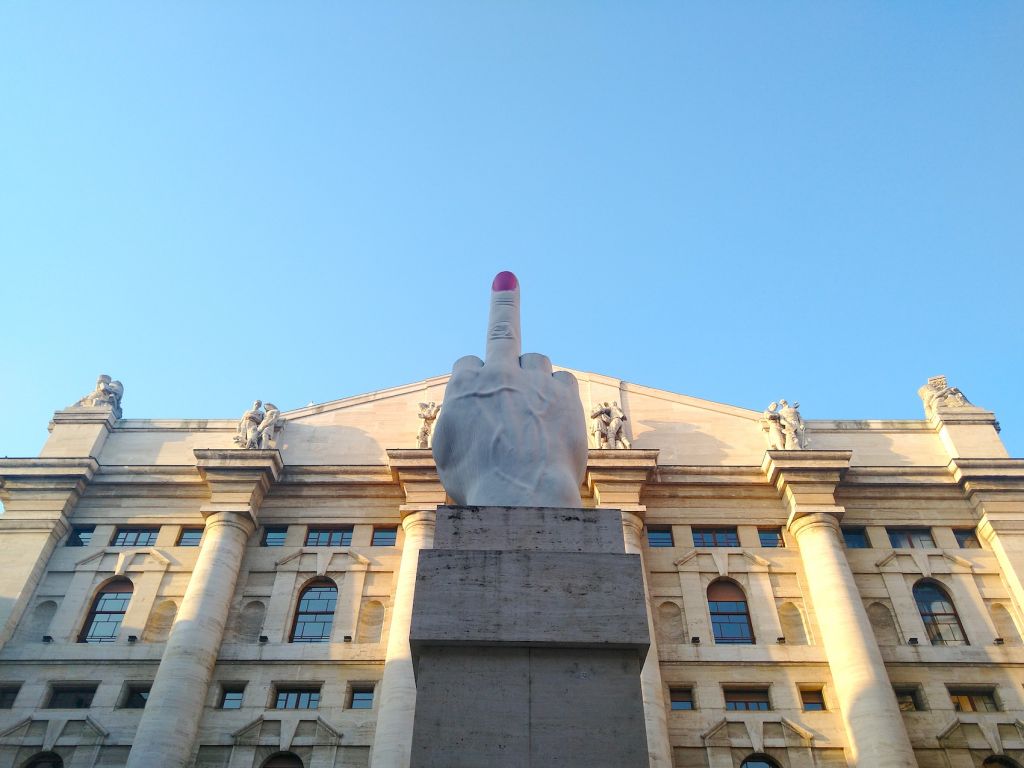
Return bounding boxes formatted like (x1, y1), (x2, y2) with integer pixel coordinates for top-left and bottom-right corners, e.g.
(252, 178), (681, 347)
(432, 271), (588, 508)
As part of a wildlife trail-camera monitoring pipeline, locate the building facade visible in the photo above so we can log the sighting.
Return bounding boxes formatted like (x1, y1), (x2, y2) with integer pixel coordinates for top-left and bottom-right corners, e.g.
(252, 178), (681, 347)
(1, 370), (1022, 768)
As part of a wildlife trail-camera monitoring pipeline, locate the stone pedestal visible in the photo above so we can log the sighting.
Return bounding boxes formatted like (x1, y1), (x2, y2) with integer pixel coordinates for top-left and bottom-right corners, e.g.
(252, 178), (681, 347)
(409, 506), (651, 768)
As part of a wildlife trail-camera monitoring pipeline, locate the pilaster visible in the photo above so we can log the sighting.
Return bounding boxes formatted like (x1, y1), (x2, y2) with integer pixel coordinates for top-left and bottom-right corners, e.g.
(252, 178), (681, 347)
(0, 458), (98, 647)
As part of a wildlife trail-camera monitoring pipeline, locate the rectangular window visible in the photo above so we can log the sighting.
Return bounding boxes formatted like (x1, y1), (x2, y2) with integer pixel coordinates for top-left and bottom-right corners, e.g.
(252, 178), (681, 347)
(669, 687), (694, 710)
(67, 525), (95, 547)
(758, 528), (783, 548)
(647, 527), (674, 548)
(305, 527), (354, 547)
(220, 685), (245, 709)
(841, 527), (868, 548)
(261, 526), (288, 547)
(894, 685), (925, 712)
(122, 684), (150, 709)
(350, 685), (375, 709)
(949, 687), (999, 712)
(274, 686), (321, 710)
(371, 527), (398, 547)
(0, 684), (20, 709)
(953, 528), (981, 549)
(692, 527), (739, 547)
(724, 688), (771, 711)
(888, 527), (935, 549)
(47, 684), (98, 709)
(800, 688), (826, 711)
(176, 527), (203, 547)
(112, 528), (159, 547)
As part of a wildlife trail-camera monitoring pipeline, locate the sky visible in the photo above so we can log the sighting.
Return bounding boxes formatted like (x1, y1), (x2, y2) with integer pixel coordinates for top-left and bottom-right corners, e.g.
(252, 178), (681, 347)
(1, 3), (1022, 459)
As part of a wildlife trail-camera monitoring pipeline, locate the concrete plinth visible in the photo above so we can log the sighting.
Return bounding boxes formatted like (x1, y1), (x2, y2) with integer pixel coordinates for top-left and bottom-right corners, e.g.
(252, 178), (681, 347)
(409, 506), (651, 768)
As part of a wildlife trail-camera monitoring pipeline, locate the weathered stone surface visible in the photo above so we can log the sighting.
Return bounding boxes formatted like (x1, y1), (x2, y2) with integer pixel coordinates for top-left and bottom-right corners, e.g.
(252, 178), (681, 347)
(433, 505), (625, 553)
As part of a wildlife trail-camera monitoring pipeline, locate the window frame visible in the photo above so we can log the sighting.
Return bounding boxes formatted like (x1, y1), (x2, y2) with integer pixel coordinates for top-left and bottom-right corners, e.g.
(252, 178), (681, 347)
(261, 526), (288, 547)
(0, 684), (21, 709)
(646, 527), (674, 548)
(948, 686), (1000, 712)
(841, 526), (869, 549)
(799, 687), (827, 711)
(914, 580), (969, 646)
(46, 684), (99, 709)
(371, 527), (398, 547)
(723, 687), (772, 712)
(120, 683), (151, 709)
(111, 527), (159, 547)
(219, 683), (246, 709)
(708, 580), (755, 645)
(669, 687), (694, 711)
(893, 684), (926, 712)
(305, 526), (354, 547)
(289, 580), (338, 644)
(953, 528), (981, 549)
(757, 528), (783, 548)
(79, 579), (133, 644)
(692, 527), (739, 547)
(176, 527), (203, 547)
(349, 683), (376, 709)
(66, 525), (95, 547)
(273, 685), (322, 710)
(887, 527), (936, 549)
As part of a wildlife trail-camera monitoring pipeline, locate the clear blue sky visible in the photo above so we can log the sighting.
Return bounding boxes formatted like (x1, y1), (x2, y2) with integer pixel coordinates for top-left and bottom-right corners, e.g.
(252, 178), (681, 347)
(1, 3), (1021, 458)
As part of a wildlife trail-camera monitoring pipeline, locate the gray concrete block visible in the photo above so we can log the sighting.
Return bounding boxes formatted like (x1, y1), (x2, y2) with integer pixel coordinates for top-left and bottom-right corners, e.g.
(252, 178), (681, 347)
(433, 506), (626, 553)
(410, 549), (650, 653)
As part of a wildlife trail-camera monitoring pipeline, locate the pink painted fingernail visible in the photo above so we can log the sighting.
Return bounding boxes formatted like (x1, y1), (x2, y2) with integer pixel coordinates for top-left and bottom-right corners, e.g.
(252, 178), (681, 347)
(492, 271), (518, 291)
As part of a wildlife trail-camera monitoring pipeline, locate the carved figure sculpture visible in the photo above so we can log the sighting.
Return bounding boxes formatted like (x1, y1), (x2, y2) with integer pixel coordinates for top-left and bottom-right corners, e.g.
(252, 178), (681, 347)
(591, 401), (631, 449)
(431, 271), (588, 508)
(416, 402), (442, 449)
(74, 374), (124, 418)
(256, 403), (282, 449)
(778, 399), (808, 450)
(918, 375), (971, 418)
(761, 402), (786, 450)
(234, 400), (264, 449)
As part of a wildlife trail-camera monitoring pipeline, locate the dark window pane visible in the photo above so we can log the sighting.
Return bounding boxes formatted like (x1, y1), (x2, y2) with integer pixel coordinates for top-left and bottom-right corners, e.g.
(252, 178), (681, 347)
(291, 583), (338, 643)
(954, 529), (981, 548)
(67, 526), (95, 547)
(124, 686), (150, 708)
(220, 687), (245, 709)
(894, 687), (924, 711)
(80, 581), (133, 644)
(262, 527), (288, 547)
(305, 527), (353, 547)
(47, 685), (97, 708)
(275, 687), (320, 709)
(112, 528), (159, 547)
(914, 582), (968, 646)
(177, 528), (203, 547)
(724, 689), (771, 711)
(351, 688), (374, 709)
(758, 529), (782, 548)
(647, 528), (673, 547)
(801, 689), (826, 711)
(949, 688), (998, 712)
(371, 527), (398, 547)
(670, 688), (693, 710)
(693, 527), (739, 547)
(0, 685), (20, 708)
(842, 527), (868, 548)
(888, 528), (935, 549)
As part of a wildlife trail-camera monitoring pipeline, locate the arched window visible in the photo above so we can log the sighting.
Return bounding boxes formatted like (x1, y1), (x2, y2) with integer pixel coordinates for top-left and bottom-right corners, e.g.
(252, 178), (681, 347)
(740, 755), (782, 768)
(261, 753), (303, 768)
(983, 758), (1023, 768)
(79, 579), (133, 643)
(23, 753), (64, 768)
(707, 580), (754, 644)
(913, 580), (968, 646)
(290, 579), (337, 643)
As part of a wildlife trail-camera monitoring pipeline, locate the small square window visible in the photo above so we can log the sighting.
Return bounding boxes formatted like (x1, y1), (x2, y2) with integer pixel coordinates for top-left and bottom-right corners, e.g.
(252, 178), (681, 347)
(692, 527), (739, 547)
(350, 685), (375, 709)
(894, 685), (925, 712)
(800, 688), (826, 711)
(112, 528), (159, 547)
(724, 688), (771, 711)
(887, 527), (935, 549)
(274, 685), (321, 709)
(67, 526), (95, 547)
(371, 527), (398, 547)
(261, 526), (288, 547)
(122, 684), (150, 709)
(758, 529), (783, 548)
(647, 527), (674, 548)
(842, 527), (868, 548)
(220, 685), (245, 709)
(177, 527), (203, 547)
(949, 687), (999, 712)
(0, 684), (21, 709)
(306, 527), (353, 547)
(47, 684), (98, 709)
(669, 687), (694, 710)
(954, 529), (981, 549)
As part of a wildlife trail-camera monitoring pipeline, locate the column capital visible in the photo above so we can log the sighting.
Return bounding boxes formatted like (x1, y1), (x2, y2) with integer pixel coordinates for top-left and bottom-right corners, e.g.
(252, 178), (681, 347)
(386, 448), (447, 516)
(0, 457), (99, 526)
(586, 448), (659, 510)
(761, 450), (852, 528)
(194, 449), (283, 525)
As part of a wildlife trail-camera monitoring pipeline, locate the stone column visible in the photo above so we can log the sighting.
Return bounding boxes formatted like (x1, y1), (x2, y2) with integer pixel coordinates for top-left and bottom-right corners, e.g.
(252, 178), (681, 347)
(588, 449), (672, 768)
(126, 449), (281, 768)
(0, 458), (96, 648)
(372, 449), (444, 768)
(765, 450), (917, 768)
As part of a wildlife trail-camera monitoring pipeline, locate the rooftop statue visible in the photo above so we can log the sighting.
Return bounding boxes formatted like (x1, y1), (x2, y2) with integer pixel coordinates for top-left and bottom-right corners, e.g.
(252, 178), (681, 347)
(73, 374), (124, 419)
(233, 400), (285, 449)
(762, 399), (808, 450)
(432, 271), (588, 508)
(416, 402), (442, 449)
(919, 375), (971, 419)
(591, 401), (631, 449)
